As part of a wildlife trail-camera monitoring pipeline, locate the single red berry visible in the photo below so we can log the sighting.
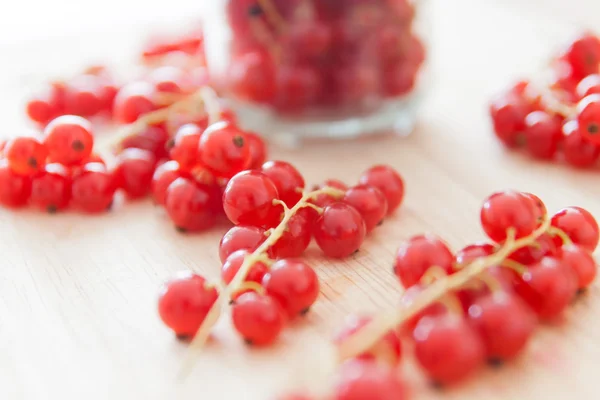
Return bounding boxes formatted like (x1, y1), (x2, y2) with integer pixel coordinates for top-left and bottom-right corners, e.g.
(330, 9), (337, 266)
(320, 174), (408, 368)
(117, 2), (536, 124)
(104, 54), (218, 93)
(64, 75), (103, 117)
(268, 207), (314, 259)
(311, 179), (347, 208)
(198, 122), (251, 178)
(382, 62), (417, 97)
(4, 136), (48, 176)
(576, 74), (600, 99)
(26, 94), (58, 124)
(30, 163), (71, 212)
(231, 292), (286, 346)
(551, 206), (599, 252)
(394, 234), (454, 288)
(562, 119), (600, 167)
(169, 123), (204, 171)
(97, 75), (120, 112)
(0, 160), (32, 207)
(314, 203), (366, 258)
(274, 65), (320, 113)
(522, 192), (547, 222)
(262, 259), (319, 318)
(121, 124), (170, 160)
(223, 170), (283, 228)
(113, 82), (157, 123)
(413, 314), (485, 385)
(576, 94), (600, 143)
(468, 292), (536, 361)
(261, 161), (305, 207)
(358, 165), (404, 214)
(342, 185), (388, 232)
(508, 233), (557, 266)
(334, 315), (402, 366)
(489, 93), (529, 147)
(480, 190), (538, 243)
(219, 225), (267, 263)
(245, 131), (267, 169)
(71, 163), (116, 213)
(221, 249), (269, 286)
(43, 115), (94, 165)
(113, 148), (156, 199)
(157, 272), (219, 338)
(164, 177), (220, 232)
(563, 33), (600, 79)
(333, 359), (406, 400)
(515, 256), (578, 319)
(228, 50), (277, 103)
(557, 244), (597, 289)
(152, 160), (185, 205)
(523, 111), (563, 159)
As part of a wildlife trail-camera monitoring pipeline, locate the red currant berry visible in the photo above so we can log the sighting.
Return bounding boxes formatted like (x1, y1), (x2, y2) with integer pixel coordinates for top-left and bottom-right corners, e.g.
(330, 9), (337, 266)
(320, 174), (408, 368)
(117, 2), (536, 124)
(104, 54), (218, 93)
(394, 234), (454, 288)
(65, 75), (102, 117)
(268, 207), (314, 259)
(157, 272), (218, 338)
(198, 122), (251, 178)
(563, 33), (600, 79)
(551, 206), (599, 252)
(274, 65), (320, 113)
(314, 203), (366, 258)
(468, 292), (536, 361)
(342, 185), (388, 232)
(4, 136), (48, 176)
(515, 256), (578, 319)
(576, 94), (600, 143)
(358, 165), (404, 214)
(0, 160), (31, 207)
(164, 177), (220, 232)
(169, 123), (203, 171)
(576, 74), (600, 99)
(284, 21), (332, 62)
(26, 94), (58, 124)
(223, 170), (283, 228)
(333, 359), (406, 400)
(558, 244), (597, 289)
(71, 163), (117, 213)
(245, 131), (267, 169)
(523, 111), (563, 159)
(480, 190), (538, 243)
(228, 50), (277, 103)
(562, 119), (600, 167)
(43, 115), (94, 165)
(262, 259), (319, 318)
(113, 82), (157, 123)
(152, 160), (185, 205)
(30, 163), (71, 213)
(260, 161), (305, 207)
(334, 315), (402, 366)
(489, 93), (529, 147)
(522, 192), (547, 222)
(454, 242), (495, 268)
(219, 226), (267, 263)
(221, 249), (269, 286)
(398, 284), (447, 334)
(413, 314), (485, 385)
(231, 292), (286, 346)
(121, 124), (170, 160)
(508, 233), (557, 266)
(113, 148), (156, 199)
(311, 179), (348, 208)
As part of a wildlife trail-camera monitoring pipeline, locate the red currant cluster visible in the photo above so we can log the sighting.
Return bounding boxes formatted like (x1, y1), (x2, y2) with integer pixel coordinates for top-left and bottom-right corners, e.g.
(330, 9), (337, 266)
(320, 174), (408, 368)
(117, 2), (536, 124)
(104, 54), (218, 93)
(279, 190), (598, 399)
(157, 164), (404, 349)
(225, 0), (425, 114)
(490, 32), (600, 167)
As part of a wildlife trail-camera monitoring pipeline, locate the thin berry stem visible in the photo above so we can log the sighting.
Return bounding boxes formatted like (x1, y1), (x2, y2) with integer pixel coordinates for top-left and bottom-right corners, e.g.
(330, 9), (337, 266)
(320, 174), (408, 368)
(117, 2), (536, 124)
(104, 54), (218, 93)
(547, 226), (574, 246)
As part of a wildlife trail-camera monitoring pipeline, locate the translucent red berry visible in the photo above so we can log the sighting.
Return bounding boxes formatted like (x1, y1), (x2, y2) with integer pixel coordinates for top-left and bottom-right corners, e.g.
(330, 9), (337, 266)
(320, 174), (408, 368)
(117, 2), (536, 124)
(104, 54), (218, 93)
(398, 284), (447, 334)
(228, 50), (277, 103)
(30, 163), (71, 213)
(198, 122), (251, 178)
(4, 136), (48, 176)
(245, 131), (267, 169)
(576, 94), (600, 143)
(557, 244), (597, 289)
(219, 225), (267, 263)
(342, 185), (388, 232)
(563, 33), (600, 79)
(508, 233), (557, 266)
(394, 234), (454, 288)
(164, 177), (220, 232)
(70, 163), (117, 213)
(333, 359), (406, 400)
(113, 82), (157, 124)
(523, 111), (563, 159)
(0, 160), (31, 207)
(121, 124), (170, 160)
(480, 190), (538, 243)
(151, 161), (185, 205)
(358, 165), (404, 214)
(562, 119), (600, 167)
(551, 206), (599, 252)
(43, 115), (94, 165)
(169, 123), (203, 171)
(114, 149), (156, 199)
(221, 250), (269, 285)
(260, 161), (305, 207)
(26, 95), (58, 125)
(314, 203), (366, 258)
(65, 75), (102, 117)
(158, 272), (219, 338)
(231, 292), (286, 346)
(268, 207), (314, 259)
(489, 93), (529, 147)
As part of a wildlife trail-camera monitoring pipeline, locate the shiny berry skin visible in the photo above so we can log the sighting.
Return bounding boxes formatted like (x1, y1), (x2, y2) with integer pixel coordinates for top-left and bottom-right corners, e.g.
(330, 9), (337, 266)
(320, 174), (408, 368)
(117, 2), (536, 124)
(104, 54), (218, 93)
(314, 203), (366, 258)
(562, 120), (600, 167)
(576, 74), (600, 99)
(334, 315), (402, 365)
(268, 207), (314, 259)
(151, 161), (185, 205)
(26, 95), (57, 124)
(489, 93), (529, 147)
(157, 272), (219, 338)
(333, 359), (406, 400)
(0, 160), (32, 207)
(219, 225), (267, 263)
(480, 190), (538, 243)
(261, 161), (305, 207)
(223, 170), (283, 228)
(413, 314), (485, 385)
(398, 284), (447, 334)
(231, 292), (286, 346)
(169, 123), (203, 171)
(229, 51), (276, 103)
(563, 33), (600, 79)
(245, 132), (267, 169)
(113, 149), (156, 199)
(358, 165), (404, 214)
(551, 206), (599, 252)
(468, 292), (536, 361)
(311, 179), (348, 208)
(198, 122), (251, 178)
(70, 163), (117, 213)
(221, 249), (269, 286)
(515, 256), (578, 320)
(394, 234), (454, 288)
(113, 82), (157, 123)
(164, 178), (220, 232)
(4, 136), (48, 176)
(30, 163), (71, 212)
(262, 259), (319, 318)
(508, 233), (557, 266)
(454, 242), (496, 268)
(522, 192), (547, 222)
(523, 111), (563, 159)
(558, 244), (597, 289)
(43, 115), (94, 165)
(121, 124), (170, 160)
(576, 94), (600, 143)
(343, 185), (388, 232)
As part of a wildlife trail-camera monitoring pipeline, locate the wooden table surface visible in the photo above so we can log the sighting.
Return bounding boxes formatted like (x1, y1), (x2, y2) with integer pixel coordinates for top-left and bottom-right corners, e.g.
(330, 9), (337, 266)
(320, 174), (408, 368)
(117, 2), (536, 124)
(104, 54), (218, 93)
(2, 1), (600, 399)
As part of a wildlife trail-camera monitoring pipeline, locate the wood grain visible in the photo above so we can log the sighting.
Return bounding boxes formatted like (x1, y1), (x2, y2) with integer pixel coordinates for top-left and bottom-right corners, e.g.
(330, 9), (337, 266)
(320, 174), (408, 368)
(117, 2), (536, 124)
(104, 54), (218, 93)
(1, 0), (599, 399)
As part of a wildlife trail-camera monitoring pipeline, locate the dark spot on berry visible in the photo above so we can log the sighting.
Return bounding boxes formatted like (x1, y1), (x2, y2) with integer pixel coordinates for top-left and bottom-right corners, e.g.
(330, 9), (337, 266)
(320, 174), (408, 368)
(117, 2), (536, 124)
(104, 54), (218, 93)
(27, 157), (38, 169)
(353, 249), (360, 255)
(46, 205), (58, 214)
(176, 226), (187, 233)
(248, 4), (263, 16)
(176, 333), (190, 342)
(233, 135), (245, 148)
(300, 307), (310, 316)
(430, 381), (443, 391)
(106, 200), (113, 211)
(229, 299), (235, 305)
(488, 358), (504, 368)
(72, 139), (85, 152)
(377, 220), (384, 226)
(166, 138), (175, 149)
(515, 132), (526, 146)
(577, 288), (587, 296)
(244, 338), (254, 346)
(587, 123), (599, 134)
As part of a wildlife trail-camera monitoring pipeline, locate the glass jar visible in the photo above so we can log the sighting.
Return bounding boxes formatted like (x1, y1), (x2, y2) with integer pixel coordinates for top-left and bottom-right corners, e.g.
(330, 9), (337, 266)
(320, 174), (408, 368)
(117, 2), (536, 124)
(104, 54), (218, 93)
(203, 0), (429, 145)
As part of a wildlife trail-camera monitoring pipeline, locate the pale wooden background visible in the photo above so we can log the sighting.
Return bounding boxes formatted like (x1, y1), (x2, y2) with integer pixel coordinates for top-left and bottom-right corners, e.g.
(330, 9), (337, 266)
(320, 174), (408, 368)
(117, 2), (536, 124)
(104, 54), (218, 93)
(1, 0), (600, 399)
